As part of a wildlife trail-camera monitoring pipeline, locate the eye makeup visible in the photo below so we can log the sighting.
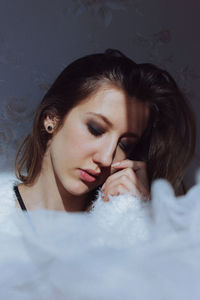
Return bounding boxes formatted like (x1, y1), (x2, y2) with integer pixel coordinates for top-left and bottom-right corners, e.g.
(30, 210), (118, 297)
(86, 119), (137, 156)
(119, 139), (137, 155)
(87, 121), (105, 137)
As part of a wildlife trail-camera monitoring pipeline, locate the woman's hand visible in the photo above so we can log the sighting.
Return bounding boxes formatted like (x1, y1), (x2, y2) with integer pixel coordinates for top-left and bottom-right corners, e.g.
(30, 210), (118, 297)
(101, 159), (150, 202)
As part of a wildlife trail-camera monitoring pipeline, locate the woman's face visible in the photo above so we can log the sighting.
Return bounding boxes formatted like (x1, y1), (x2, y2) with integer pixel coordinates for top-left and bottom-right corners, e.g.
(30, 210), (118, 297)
(45, 84), (149, 196)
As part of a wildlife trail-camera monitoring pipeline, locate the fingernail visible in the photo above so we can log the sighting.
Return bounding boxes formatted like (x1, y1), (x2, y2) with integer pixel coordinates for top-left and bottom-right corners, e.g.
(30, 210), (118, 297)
(112, 162), (120, 167)
(102, 192), (106, 201)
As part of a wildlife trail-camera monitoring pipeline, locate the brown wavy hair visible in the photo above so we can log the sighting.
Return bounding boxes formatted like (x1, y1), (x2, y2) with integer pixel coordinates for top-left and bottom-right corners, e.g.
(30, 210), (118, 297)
(15, 49), (196, 195)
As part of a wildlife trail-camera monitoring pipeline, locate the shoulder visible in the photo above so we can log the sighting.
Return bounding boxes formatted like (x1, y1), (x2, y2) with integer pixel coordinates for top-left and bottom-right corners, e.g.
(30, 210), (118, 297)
(0, 172), (17, 200)
(0, 172), (18, 222)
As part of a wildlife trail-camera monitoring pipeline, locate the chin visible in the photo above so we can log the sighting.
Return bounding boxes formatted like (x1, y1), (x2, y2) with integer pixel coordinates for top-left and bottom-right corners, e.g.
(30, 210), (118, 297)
(63, 179), (91, 196)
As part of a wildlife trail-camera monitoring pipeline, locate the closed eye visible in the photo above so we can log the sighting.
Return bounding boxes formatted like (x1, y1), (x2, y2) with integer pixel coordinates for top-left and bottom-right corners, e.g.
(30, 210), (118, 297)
(87, 122), (137, 155)
(87, 123), (105, 136)
(119, 141), (136, 154)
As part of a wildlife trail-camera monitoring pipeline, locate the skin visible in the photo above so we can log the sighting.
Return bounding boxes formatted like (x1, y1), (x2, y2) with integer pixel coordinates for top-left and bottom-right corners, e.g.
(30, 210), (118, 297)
(18, 84), (150, 212)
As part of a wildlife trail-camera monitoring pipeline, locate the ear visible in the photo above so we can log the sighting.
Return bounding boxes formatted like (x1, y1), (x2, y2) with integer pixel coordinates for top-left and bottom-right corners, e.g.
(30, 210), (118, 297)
(43, 115), (59, 133)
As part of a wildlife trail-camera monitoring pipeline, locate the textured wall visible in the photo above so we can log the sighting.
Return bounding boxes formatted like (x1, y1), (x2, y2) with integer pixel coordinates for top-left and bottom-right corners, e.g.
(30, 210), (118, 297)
(0, 0), (199, 188)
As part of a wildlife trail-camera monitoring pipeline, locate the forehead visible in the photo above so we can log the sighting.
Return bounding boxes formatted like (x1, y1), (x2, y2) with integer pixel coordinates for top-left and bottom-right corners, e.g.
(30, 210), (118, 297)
(74, 85), (149, 137)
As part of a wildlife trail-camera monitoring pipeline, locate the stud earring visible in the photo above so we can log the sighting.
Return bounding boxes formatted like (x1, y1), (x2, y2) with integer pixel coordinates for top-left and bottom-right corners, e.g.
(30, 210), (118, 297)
(47, 125), (53, 132)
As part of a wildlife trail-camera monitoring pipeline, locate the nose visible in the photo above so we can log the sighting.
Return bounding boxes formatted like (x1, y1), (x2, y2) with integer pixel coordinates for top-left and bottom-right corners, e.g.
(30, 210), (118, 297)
(92, 137), (117, 167)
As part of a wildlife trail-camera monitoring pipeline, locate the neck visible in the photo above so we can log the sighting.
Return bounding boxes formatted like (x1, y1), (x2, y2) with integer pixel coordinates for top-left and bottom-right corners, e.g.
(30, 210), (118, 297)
(18, 154), (92, 212)
(19, 173), (91, 212)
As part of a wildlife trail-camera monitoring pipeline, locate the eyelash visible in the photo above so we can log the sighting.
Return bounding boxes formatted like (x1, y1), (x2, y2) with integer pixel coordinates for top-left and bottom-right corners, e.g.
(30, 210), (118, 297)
(119, 141), (132, 153)
(87, 123), (105, 136)
(87, 123), (134, 154)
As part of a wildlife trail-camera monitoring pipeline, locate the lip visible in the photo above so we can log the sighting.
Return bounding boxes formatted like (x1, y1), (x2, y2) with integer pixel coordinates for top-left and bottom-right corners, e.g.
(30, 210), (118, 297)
(83, 169), (100, 177)
(79, 169), (98, 183)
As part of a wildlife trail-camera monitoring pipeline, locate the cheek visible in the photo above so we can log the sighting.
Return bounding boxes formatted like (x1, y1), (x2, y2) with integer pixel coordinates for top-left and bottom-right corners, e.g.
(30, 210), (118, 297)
(68, 127), (92, 156)
(57, 125), (94, 161)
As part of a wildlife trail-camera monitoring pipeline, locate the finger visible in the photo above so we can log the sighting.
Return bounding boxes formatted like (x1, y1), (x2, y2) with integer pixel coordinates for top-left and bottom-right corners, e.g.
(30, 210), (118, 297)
(102, 173), (142, 198)
(103, 184), (150, 202)
(102, 171), (150, 201)
(102, 168), (137, 190)
(102, 167), (148, 195)
(112, 160), (149, 191)
(111, 159), (146, 172)
(102, 181), (137, 202)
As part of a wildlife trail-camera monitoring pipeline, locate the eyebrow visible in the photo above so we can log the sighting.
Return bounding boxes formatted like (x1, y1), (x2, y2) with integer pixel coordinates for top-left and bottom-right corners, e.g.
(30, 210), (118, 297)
(86, 112), (140, 139)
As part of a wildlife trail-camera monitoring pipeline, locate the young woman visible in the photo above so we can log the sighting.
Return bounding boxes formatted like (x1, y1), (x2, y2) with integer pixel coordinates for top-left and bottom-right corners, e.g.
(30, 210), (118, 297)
(14, 49), (196, 212)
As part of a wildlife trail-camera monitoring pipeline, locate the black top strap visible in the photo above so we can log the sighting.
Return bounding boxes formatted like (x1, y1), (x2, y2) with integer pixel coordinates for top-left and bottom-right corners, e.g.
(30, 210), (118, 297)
(13, 185), (27, 211)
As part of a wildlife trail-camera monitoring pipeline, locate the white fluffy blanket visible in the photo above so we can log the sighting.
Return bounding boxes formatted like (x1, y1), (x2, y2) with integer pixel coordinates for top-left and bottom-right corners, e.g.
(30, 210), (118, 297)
(0, 172), (200, 300)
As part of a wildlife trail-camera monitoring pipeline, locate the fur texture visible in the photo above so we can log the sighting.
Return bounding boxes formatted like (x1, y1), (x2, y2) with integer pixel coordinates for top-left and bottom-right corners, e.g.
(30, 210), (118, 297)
(0, 172), (200, 299)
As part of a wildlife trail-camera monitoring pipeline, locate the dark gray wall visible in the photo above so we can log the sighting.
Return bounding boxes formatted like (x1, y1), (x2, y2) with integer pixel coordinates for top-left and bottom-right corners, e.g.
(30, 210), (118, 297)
(0, 0), (199, 188)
